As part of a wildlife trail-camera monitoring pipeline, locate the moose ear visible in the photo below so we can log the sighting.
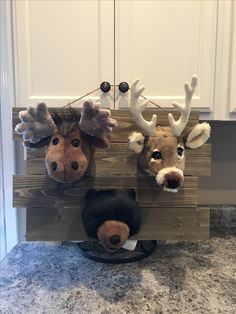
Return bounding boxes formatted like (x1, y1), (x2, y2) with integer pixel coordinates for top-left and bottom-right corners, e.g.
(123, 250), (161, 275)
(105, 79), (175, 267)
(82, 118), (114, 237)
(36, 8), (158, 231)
(128, 132), (145, 154)
(184, 122), (211, 149)
(85, 134), (110, 149)
(23, 136), (52, 149)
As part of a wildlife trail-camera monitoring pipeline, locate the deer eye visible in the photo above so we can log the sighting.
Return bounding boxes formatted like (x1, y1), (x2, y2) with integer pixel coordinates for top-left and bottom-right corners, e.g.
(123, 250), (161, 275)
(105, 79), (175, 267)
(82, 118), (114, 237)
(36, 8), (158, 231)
(177, 147), (184, 156)
(151, 151), (162, 160)
(71, 139), (80, 147)
(52, 137), (59, 145)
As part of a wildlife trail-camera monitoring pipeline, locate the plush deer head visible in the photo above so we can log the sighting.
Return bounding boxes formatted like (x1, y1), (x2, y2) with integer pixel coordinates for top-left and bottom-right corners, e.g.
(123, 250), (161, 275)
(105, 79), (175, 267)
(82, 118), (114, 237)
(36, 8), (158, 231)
(15, 101), (117, 183)
(128, 76), (211, 192)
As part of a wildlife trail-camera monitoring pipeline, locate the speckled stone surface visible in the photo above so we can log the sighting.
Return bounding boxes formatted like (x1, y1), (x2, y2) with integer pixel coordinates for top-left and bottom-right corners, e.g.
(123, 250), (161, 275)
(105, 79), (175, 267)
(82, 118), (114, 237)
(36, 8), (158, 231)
(1, 236), (236, 314)
(211, 206), (236, 230)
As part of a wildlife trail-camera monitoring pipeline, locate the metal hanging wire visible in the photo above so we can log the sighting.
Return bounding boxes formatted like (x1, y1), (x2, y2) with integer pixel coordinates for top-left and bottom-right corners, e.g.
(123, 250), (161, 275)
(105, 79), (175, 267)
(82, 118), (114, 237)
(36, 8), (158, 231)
(63, 84), (168, 112)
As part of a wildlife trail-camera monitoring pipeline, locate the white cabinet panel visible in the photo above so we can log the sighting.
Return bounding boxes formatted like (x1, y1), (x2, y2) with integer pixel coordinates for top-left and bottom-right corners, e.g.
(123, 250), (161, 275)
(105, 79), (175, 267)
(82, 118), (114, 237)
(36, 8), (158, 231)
(14, 0), (114, 107)
(115, 0), (217, 116)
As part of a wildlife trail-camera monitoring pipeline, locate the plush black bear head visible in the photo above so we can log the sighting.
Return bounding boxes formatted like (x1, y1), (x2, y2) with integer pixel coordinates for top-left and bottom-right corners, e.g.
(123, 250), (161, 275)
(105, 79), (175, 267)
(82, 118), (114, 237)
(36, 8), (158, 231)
(82, 189), (142, 252)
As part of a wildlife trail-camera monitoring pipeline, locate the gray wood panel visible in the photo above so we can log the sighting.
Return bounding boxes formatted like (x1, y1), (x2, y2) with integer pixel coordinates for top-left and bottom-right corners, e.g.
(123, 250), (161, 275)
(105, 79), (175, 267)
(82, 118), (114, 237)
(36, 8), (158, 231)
(13, 175), (198, 209)
(25, 143), (211, 177)
(13, 108), (199, 142)
(26, 207), (209, 241)
(13, 108), (211, 241)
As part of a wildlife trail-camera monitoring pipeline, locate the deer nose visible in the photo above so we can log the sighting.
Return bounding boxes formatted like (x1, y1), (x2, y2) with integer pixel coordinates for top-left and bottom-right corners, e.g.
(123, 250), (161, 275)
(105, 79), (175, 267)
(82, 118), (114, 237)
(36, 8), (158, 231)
(167, 179), (179, 189)
(110, 235), (120, 245)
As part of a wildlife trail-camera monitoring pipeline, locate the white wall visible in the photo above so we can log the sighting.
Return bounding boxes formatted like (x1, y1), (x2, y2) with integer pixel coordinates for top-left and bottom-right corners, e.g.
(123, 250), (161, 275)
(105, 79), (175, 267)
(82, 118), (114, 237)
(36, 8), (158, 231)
(0, 0), (18, 260)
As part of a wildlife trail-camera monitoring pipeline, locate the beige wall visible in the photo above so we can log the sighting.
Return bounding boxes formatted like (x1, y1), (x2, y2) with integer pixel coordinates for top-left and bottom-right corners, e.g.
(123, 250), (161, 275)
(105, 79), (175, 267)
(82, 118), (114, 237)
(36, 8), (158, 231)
(199, 121), (236, 205)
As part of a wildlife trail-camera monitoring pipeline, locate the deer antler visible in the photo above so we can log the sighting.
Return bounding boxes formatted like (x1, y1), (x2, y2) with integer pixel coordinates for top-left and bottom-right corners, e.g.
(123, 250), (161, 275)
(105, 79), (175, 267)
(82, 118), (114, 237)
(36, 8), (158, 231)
(15, 103), (56, 144)
(79, 100), (118, 139)
(168, 75), (198, 137)
(130, 79), (157, 136)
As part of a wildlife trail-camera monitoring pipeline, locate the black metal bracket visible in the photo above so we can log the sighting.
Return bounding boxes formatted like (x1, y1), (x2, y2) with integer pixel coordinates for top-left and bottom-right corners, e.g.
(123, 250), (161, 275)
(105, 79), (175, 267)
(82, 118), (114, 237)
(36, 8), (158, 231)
(77, 240), (157, 264)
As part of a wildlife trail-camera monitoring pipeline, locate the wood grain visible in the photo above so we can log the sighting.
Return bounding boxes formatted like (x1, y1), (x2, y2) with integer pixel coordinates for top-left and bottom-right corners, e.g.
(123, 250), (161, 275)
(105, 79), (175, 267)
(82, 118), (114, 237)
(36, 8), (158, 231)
(13, 175), (198, 209)
(13, 108), (199, 142)
(26, 207), (209, 241)
(25, 143), (211, 176)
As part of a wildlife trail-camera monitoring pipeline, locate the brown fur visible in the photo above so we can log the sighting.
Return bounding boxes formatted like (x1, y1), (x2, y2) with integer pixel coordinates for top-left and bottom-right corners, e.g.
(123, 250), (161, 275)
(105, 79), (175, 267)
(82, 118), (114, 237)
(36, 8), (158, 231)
(46, 130), (91, 183)
(97, 220), (130, 251)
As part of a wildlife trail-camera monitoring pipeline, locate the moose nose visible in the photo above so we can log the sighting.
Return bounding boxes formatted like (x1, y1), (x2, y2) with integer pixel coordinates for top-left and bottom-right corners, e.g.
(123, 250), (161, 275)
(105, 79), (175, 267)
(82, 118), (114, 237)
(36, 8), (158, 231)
(167, 179), (179, 189)
(110, 235), (120, 245)
(71, 161), (79, 171)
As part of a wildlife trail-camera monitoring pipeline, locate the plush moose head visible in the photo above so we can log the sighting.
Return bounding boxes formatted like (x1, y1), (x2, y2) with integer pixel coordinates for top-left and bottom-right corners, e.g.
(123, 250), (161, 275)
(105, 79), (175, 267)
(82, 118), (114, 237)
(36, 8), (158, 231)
(128, 76), (211, 192)
(15, 101), (117, 183)
(82, 189), (142, 252)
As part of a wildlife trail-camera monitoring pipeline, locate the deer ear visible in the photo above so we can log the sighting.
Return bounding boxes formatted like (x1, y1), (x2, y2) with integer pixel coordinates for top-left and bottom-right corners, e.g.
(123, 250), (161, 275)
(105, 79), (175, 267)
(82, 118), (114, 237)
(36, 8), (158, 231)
(184, 122), (211, 149)
(128, 132), (145, 154)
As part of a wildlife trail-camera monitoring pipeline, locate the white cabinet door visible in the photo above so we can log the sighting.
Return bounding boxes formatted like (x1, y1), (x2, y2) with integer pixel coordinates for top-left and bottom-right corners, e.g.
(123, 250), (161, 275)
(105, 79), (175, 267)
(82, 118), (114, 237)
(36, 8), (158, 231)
(115, 0), (217, 119)
(13, 0), (114, 108)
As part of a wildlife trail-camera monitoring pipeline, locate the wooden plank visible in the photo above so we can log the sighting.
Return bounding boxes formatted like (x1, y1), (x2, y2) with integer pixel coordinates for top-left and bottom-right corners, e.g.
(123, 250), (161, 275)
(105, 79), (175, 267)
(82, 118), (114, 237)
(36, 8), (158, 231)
(13, 175), (198, 208)
(25, 143), (211, 176)
(13, 108), (199, 142)
(26, 207), (209, 241)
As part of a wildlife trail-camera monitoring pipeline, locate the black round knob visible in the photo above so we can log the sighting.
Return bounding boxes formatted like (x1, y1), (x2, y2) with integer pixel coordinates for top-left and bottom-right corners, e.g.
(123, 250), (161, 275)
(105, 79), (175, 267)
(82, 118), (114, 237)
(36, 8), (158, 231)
(100, 81), (111, 93)
(118, 82), (129, 93)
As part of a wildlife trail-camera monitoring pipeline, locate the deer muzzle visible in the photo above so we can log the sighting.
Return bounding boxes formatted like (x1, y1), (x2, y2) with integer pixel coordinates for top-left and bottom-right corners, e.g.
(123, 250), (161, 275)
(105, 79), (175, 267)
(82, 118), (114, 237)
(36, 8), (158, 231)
(156, 167), (184, 193)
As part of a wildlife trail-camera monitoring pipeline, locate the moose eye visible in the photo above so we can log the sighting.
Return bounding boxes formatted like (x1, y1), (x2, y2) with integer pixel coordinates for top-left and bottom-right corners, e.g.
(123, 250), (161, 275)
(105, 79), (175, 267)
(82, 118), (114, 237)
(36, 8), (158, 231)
(52, 138), (59, 145)
(151, 151), (162, 160)
(71, 139), (80, 147)
(177, 147), (184, 157)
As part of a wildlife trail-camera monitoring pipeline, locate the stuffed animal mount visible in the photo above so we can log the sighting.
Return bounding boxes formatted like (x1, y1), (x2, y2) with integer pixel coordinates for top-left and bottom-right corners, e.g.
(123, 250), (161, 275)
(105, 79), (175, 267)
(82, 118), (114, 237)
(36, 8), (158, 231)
(13, 77), (211, 242)
(82, 189), (141, 252)
(15, 100), (118, 183)
(128, 75), (211, 193)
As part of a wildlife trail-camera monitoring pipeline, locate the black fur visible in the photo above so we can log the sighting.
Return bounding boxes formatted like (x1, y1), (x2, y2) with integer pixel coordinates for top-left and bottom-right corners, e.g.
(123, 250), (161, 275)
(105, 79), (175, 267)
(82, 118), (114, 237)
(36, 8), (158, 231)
(82, 189), (142, 239)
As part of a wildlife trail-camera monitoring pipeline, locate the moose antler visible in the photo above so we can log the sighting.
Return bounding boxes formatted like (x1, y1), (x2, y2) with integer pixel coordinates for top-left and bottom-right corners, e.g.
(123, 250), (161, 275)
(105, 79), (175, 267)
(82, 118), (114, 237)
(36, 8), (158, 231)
(79, 100), (118, 139)
(130, 79), (157, 136)
(15, 103), (56, 144)
(168, 75), (198, 137)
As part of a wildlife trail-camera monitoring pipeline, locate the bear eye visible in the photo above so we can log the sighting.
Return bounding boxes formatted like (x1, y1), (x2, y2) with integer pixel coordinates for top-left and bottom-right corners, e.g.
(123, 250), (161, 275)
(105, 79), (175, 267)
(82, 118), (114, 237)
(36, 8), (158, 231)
(177, 147), (184, 156)
(71, 139), (80, 147)
(52, 137), (59, 145)
(151, 151), (162, 160)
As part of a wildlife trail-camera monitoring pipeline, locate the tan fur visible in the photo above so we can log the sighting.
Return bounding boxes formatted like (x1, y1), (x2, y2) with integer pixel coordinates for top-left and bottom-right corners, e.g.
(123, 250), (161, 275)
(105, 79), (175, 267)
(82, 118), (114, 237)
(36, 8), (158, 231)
(139, 126), (185, 177)
(97, 220), (130, 251)
(129, 123), (210, 191)
(128, 77), (211, 191)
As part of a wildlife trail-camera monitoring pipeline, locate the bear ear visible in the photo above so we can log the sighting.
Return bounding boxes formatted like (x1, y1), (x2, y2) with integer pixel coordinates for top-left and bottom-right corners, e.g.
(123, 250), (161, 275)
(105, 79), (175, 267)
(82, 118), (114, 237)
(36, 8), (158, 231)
(85, 189), (98, 198)
(126, 189), (136, 200)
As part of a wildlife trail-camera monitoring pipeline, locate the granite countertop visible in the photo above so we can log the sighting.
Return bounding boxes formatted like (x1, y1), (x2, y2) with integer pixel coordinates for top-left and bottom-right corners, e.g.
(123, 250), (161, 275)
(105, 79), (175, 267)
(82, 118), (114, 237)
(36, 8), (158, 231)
(0, 235), (236, 314)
